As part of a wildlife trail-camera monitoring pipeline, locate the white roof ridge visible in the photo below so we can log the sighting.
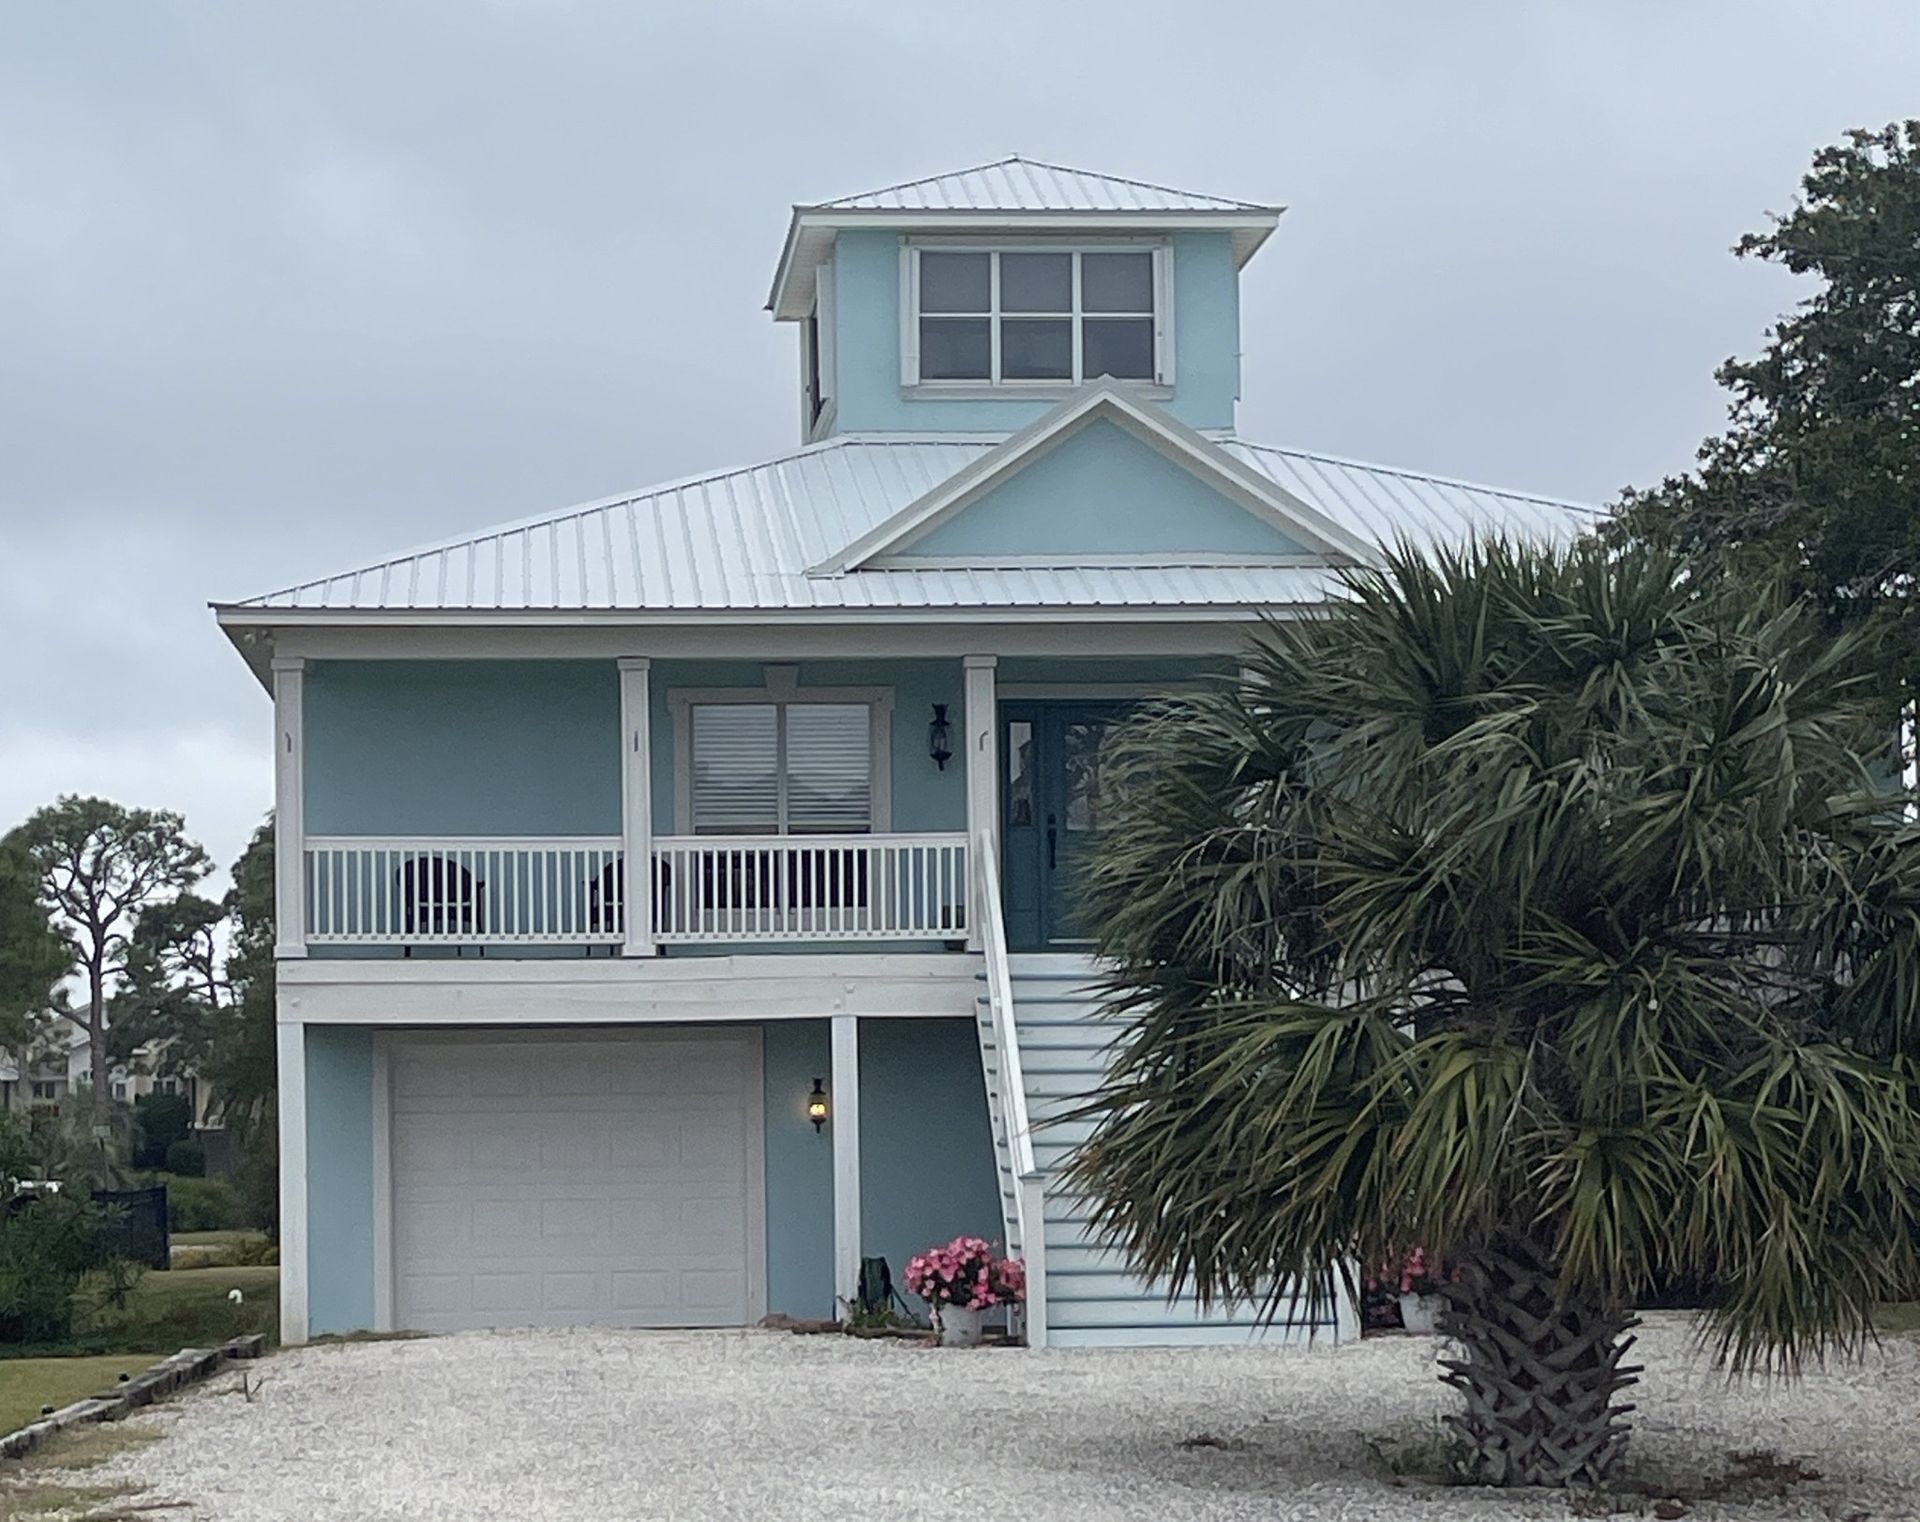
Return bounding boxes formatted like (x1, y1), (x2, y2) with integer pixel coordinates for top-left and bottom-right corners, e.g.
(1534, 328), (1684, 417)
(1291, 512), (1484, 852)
(806, 155), (1276, 213)
(1229, 438), (1599, 515)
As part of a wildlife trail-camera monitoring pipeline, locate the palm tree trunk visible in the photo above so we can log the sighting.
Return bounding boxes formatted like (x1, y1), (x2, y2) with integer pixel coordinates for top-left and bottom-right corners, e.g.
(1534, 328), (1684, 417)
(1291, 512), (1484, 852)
(1438, 1233), (1641, 1486)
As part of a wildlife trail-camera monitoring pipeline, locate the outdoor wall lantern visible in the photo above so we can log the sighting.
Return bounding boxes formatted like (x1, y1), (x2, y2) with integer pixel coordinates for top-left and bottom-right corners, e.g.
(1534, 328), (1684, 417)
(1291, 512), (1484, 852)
(928, 704), (954, 771)
(808, 1078), (830, 1133)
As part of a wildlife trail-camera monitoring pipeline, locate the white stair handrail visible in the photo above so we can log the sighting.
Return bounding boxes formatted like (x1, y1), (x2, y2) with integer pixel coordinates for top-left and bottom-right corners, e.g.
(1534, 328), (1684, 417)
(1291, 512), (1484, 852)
(974, 827), (1048, 1347)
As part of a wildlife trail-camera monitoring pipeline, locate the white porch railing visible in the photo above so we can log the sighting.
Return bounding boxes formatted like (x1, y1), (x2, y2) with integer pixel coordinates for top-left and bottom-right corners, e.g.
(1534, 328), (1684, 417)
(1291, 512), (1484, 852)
(973, 827), (1048, 1347)
(303, 836), (625, 946)
(300, 832), (969, 948)
(650, 833), (968, 944)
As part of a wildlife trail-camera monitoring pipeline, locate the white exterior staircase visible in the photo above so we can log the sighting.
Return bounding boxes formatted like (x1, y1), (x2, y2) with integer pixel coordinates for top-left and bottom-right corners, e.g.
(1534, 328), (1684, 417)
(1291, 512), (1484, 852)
(970, 836), (1355, 1348)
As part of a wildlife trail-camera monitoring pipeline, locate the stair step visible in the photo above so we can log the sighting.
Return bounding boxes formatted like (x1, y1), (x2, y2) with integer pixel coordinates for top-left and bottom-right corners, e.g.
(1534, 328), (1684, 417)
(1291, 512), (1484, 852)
(1042, 1298), (1277, 1329)
(1018, 1048), (1110, 1075)
(1044, 1324), (1327, 1349)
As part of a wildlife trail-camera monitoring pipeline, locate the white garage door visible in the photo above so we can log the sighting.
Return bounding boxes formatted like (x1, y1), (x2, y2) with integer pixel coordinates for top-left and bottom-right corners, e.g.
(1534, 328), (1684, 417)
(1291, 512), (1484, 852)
(388, 1029), (764, 1332)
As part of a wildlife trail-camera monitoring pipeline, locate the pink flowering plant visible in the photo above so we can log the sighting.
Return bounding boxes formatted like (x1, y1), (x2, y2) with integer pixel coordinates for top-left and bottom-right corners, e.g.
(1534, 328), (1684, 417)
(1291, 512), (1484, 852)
(904, 1235), (1026, 1311)
(1383, 1247), (1451, 1297)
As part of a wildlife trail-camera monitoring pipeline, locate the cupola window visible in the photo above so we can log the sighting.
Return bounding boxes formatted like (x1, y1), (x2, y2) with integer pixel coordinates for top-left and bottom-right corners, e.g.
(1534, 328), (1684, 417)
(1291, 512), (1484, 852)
(906, 244), (1166, 388)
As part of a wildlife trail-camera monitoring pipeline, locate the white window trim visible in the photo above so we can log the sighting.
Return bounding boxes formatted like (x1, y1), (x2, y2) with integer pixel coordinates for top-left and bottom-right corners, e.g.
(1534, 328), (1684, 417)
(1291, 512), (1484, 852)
(670, 681), (895, 835)
(899, 236), (1175, 392)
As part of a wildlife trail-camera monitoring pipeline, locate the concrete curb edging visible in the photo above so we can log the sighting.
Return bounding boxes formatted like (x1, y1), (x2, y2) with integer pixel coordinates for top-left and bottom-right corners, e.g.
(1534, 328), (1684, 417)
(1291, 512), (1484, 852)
(0, 1334), (268, 1464)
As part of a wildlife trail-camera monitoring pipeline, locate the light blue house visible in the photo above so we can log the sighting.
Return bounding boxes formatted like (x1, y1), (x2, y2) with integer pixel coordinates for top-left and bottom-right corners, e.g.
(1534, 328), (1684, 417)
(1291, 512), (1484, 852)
(216, 157), (1586, 1348)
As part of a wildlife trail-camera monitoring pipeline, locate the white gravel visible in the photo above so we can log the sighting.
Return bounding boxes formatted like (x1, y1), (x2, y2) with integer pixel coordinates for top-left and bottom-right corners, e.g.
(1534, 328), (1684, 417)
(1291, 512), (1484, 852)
(56, 1315), (1920, 1520)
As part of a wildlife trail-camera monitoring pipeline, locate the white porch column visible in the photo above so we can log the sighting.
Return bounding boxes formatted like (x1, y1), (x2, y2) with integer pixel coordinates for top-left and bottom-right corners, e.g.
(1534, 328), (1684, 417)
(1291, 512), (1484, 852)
(271, 656), (307, 960)
(618, 658), (655, 956)
(962, 655), (998, 952)
(276, 1019), (309, 1345)
(831, 1013), (861, 1315)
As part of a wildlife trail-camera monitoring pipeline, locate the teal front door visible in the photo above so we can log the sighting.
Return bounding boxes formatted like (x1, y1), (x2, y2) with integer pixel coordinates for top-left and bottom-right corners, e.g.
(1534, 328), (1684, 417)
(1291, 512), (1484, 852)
(1001, 702), (1127, 951)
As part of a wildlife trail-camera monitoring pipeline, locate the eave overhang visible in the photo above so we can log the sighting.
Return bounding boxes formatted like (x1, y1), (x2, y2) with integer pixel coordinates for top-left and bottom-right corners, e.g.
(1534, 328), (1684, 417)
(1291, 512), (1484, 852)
(767, 207), (1283, 321)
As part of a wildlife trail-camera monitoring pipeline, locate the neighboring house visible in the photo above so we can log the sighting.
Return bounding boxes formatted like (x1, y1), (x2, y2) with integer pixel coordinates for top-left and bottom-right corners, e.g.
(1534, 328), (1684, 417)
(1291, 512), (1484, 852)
(0, 1016), (215, 1124)
(215, 157), (1589, 1347)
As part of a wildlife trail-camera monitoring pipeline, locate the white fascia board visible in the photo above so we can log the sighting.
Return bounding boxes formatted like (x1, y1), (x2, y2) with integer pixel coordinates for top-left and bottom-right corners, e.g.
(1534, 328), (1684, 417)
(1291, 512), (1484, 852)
(768, 208), (1282, 320)
(245, 617), (1302, 676)
(278, 953), (981, 1026)
(216, 604), (1314, 634)
(811, 383), (1378, 574)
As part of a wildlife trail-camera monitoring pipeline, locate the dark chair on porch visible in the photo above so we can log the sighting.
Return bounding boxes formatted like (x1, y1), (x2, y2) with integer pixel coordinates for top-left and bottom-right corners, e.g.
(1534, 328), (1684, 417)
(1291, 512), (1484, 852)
(397, 856), (484, 957)
(586, 859), (624, 954)
(696, 845), (869, 928)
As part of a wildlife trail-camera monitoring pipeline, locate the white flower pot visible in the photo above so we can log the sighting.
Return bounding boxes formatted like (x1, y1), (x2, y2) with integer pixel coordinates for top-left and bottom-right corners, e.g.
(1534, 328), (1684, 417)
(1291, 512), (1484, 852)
(937, 1304), (985, 1347)
(1399, 1291), (1445, 1335)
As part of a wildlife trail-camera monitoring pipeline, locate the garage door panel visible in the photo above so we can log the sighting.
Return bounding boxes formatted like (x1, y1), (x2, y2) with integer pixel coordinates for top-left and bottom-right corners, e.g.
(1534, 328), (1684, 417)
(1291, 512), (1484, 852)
(473, 1126), (547, 1172)
(608, 1126), (674, 1169)
(470, 1272), (538, 1313)
(393, 1118), (470, 1174)
(534, 1123), (603, 1173)
(610, 1271), (674, 1311)
(390, 1031), (761, 1332)
(468, 1062), (534, 1099)
(392, 1053), (462, 1100)
(540, 1051), (614, 1098)
(469, 1199), (538, 1242)
(683, 1270), (746, 1309)
(539, 1271), (603, 1311)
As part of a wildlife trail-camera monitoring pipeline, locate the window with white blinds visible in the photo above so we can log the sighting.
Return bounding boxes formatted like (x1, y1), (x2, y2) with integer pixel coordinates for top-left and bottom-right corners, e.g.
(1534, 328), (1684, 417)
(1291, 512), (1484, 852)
(690, 701), (874, 835)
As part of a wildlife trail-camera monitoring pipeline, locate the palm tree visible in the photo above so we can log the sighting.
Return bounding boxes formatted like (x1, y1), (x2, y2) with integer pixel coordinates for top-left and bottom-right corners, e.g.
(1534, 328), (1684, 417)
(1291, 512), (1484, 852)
(1066, 538), (1920, 1487)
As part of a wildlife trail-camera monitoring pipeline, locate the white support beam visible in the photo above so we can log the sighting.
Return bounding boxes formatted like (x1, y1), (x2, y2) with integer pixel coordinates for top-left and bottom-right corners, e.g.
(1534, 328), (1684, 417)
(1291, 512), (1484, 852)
(618, 658), (655, 956)
(831, 1014), (861, 1317)
(271, 656), (307, 959)
(962, 655), (998, 952)
(277, 1019), (309, 1346)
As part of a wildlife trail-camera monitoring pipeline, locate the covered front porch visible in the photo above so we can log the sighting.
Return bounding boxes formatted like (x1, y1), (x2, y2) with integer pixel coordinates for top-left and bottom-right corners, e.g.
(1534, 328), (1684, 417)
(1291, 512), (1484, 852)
(271, 653), (1210, 960)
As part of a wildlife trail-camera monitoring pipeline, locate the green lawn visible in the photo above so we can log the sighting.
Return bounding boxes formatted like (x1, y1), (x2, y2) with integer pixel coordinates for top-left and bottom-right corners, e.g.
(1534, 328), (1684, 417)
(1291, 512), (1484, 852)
(127, 1264), (278, 1348)
(0, 1265), (278, 1439)
(0, 1353), (161, 1435)
(172, 1230), (255, 1249)
(25, 1264), (283, 1361)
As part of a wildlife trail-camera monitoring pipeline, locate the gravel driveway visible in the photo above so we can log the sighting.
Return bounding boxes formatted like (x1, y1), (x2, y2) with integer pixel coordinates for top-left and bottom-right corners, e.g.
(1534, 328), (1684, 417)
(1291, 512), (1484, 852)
(54, 1315), (1919, 1520)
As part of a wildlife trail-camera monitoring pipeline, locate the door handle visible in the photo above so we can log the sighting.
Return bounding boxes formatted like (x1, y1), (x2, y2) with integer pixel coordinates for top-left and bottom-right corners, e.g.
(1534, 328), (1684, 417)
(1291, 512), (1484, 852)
(1046, 814), (1057, 870)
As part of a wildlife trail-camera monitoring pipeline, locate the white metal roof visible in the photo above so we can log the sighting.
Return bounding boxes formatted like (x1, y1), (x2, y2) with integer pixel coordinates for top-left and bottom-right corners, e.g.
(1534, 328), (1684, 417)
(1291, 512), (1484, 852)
(809, 156), (1275, 214)
(226, 435), (1595, 618)
(768, 156), (1283, 319)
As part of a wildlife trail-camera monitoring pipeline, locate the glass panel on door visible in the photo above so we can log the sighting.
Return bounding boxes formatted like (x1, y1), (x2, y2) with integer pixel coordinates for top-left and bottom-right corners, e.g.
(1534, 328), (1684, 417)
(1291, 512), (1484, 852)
(1000, 703), (1127, 950)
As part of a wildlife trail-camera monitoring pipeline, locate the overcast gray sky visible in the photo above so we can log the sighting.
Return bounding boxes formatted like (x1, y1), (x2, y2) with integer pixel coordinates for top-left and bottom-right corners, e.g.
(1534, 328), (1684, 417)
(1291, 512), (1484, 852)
(2, 1), (1915, 889)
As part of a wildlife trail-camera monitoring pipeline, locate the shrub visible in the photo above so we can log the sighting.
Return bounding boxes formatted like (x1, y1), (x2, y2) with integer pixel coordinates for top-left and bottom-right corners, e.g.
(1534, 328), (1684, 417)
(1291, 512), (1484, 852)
(229, 1233), (278, 1267)
(164, 1139), (206, 1177)
(160, 1175), (239, 1233)
(234, 1139), (277, 1234)
(132, 1093), (193, 1170)
(0, 1194), (100, 1345)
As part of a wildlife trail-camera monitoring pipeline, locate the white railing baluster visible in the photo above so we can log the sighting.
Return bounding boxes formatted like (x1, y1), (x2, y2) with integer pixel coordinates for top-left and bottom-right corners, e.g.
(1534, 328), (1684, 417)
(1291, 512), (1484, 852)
(299, 833), (968, 948)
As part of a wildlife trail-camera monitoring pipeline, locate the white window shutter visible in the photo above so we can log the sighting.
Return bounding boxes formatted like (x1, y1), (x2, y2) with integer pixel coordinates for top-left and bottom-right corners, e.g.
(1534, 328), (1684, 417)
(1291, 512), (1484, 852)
(816, 258), (837, 408)
(899, 240), (919, 387)
(785, 703), (872, 833)
(690, 704), (780, 833)
(1152, 242), (1176, 387)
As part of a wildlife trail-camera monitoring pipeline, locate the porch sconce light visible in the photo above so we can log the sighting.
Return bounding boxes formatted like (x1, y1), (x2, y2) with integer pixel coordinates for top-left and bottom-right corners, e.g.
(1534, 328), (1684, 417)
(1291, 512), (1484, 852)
(928, 704), (954, 771)
(807, 1078), (830, 1133)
